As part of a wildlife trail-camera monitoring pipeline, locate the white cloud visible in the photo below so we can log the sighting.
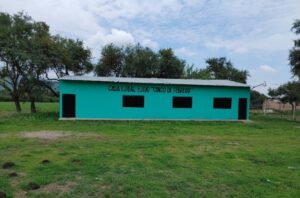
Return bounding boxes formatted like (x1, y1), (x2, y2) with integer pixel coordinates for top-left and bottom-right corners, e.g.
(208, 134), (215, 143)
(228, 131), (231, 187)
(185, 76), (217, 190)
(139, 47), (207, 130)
(86, 29), (135, 59)
(204, 33), (295, 54)
(175, 47), (197, 57)
(141, 39), (159, 50)
(248, 69), (257, 76)
(259, 65), (277, 73)
(133, 29), (159, 50)
(103, 29), (135, 45)
(1, 0), (300, 88)
(0, 0), (189, 58)
(83, 0), (183, 21)
(1, 0), (299, 56)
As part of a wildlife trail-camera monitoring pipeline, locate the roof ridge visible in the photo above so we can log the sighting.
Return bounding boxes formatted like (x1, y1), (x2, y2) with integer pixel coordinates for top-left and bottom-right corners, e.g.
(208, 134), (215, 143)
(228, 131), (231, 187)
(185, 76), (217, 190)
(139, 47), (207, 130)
(60, 76), (249, 88)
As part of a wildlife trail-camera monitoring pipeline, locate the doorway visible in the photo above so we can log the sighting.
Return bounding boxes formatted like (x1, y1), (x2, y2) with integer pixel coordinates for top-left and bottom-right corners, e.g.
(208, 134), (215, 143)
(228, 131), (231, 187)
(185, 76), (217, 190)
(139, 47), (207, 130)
(238, 98), (247, 120)
(62, 94), (75, 118)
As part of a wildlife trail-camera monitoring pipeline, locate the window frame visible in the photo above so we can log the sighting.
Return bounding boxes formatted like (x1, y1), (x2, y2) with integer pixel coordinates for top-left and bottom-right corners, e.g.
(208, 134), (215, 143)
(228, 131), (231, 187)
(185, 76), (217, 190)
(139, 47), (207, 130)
(213, 97), (232, 109)
(122, 95), (144, 108)
(172, 96), (193, 108)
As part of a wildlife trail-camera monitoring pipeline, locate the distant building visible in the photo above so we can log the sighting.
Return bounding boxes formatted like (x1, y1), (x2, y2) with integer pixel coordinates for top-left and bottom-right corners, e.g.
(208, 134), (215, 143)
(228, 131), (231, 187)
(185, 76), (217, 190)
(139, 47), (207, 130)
(59, 76), (250, 120)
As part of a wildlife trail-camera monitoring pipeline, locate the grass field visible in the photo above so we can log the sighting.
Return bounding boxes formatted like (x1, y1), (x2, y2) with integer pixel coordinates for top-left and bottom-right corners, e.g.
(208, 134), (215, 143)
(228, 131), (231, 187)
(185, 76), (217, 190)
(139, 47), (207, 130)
(0, 102), (300, 198)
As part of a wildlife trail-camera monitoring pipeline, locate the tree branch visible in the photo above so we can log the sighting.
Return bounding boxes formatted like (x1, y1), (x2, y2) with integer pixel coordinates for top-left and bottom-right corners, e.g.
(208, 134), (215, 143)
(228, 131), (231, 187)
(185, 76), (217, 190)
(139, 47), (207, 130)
(39, 80), (59, 97)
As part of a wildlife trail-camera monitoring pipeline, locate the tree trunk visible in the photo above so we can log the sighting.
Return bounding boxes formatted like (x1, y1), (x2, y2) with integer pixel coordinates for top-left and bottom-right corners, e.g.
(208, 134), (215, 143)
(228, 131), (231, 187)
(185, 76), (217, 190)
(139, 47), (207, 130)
(14, 97), (22, 112)
(29, 94), (37, 113)
(65, 67), (69, 75)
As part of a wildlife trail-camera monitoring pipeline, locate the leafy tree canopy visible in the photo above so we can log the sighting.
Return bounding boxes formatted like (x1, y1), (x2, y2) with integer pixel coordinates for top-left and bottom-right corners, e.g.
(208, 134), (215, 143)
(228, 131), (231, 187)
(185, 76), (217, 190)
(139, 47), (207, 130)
(95, 44), (185, 78)
(289, 19), (300, 78)
(0, 12), (93, 112)
(47, 36), (93, 78)
(205, 57), (249, 83)
(124, 44), (159, 78)
(250, 90), (267, 108)
(184, 64), (212, 79)
(158, 48), (185, 78)
(95, 44), (125, 77)
(268, 81), (300, 105)
(0, 12), (37, 112)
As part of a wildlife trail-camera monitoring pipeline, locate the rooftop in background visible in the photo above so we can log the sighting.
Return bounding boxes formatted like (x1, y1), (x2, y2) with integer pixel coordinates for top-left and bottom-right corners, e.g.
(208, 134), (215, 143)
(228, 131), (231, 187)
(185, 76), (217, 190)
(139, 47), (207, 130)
(60, 76), (250, 88)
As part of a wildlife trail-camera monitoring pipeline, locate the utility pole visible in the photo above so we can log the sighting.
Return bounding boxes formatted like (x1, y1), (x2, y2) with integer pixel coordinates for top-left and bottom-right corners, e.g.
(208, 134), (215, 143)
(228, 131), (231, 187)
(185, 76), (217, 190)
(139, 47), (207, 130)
(252, 81), (266, 90)
(251, 82), (267, 115)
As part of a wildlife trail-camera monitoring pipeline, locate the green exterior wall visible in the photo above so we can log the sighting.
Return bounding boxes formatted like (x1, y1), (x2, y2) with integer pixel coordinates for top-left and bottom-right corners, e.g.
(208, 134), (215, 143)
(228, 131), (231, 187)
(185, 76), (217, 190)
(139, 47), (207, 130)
(59, 80), (250, 120)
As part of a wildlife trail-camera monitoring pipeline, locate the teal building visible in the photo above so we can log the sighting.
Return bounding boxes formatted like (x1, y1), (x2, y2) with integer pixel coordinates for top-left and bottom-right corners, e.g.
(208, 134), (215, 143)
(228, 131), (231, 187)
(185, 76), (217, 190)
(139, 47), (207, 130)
(59, 76), (250, 120)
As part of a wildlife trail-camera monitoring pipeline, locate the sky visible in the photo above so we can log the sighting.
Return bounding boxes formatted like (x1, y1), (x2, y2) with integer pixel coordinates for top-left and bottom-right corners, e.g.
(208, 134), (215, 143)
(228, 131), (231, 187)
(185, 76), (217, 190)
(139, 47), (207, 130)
(1, 0), (299, 94)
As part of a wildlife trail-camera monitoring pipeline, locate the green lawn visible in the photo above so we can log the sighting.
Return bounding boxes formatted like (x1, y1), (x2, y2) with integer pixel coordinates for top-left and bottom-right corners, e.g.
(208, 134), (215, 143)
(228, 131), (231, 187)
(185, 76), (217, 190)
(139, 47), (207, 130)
(0, 102), (300, 197)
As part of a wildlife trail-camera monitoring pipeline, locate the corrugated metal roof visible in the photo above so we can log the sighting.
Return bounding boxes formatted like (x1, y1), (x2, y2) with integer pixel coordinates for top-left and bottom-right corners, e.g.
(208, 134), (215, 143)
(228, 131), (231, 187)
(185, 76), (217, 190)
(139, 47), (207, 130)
(60, 76), (249, 88)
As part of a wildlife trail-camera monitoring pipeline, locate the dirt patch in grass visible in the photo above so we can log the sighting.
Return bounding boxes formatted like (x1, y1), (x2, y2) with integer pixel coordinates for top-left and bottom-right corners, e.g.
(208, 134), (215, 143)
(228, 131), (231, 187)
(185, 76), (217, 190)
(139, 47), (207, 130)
(71, 159), (81, 164)
(14, 190), (27, 198)
(21, 131), (106, 141)
(22, 131), (69, 140)
(100, 184), (111, 190)
(14, 182), (75, 197)
(177, 135), (221, 143)
(0, 111), (16, 117)
(37, 182), (75, 195)
(27, 182), (40, 190)
(8, 172), (18, 177)
(41, 159), (50, 164)
(2, 161), (15, 169)
(0, 191), (7, 198)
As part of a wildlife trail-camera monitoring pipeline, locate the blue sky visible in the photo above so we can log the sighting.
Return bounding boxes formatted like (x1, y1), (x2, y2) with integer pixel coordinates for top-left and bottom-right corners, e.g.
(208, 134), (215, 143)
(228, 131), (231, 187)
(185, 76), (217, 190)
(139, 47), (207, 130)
(1, 0), (299, 94)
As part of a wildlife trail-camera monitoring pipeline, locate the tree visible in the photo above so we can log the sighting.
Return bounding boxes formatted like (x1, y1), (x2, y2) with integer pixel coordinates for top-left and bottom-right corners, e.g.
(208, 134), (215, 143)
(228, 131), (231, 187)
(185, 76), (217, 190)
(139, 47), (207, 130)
(38, 35), (94, 97)
(289, 19), (300, 78)
(23, 21), (53, 112)
(95, 43), (124, 77)
(268, 81), (300, 120)
(250, 90), (266, 109)
(0, 12), (35, 112)
(95, 44), (183, 78)
(0, 12), (93, 112)
(40, 36), (93, 97)
(48, 36), (93, 78)
(184, 64), (211, 79)
(123, 44), (159, 77)
(205, 57), (249, 83)
(158, 48), (185, 78)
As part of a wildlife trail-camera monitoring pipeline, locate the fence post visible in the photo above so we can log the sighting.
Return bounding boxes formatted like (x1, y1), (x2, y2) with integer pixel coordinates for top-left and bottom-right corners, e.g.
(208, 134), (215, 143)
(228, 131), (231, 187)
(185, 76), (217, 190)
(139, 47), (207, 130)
(263, 99), (266, 115)
(292, 101), (296, 121)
